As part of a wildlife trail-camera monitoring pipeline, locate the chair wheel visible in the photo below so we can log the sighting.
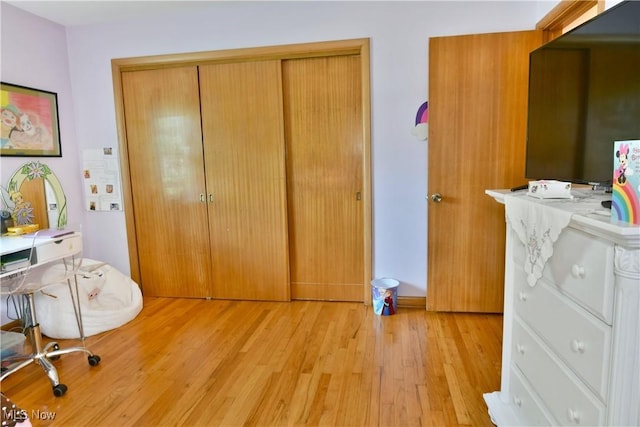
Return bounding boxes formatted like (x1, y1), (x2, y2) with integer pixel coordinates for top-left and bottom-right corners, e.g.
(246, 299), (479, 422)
(53, 383), (67, 397)
(88, 355), (101, 366)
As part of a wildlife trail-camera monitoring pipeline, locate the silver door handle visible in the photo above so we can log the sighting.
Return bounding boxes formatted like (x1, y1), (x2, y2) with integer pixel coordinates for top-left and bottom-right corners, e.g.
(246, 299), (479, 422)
(431, 193), (442, 203)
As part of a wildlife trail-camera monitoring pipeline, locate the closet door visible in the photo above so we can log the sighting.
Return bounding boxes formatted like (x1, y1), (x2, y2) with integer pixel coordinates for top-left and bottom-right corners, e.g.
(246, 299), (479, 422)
(121, 67), (212, 298)
(283, 55), (364, 301)
(199, 61), (290, 301)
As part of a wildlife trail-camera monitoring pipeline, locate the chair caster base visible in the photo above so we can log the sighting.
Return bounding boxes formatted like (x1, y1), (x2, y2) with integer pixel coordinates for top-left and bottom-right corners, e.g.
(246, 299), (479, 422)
(46, 343), (61, 361)
(53, 383), (67, 397)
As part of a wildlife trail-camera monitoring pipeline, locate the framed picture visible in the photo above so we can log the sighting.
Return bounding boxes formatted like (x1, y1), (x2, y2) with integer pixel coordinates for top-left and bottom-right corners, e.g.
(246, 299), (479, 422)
(1, 82), (62, 157)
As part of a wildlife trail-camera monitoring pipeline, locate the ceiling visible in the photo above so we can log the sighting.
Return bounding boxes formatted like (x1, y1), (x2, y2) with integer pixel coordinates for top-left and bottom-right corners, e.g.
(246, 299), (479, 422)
(4, 1), (217, 27)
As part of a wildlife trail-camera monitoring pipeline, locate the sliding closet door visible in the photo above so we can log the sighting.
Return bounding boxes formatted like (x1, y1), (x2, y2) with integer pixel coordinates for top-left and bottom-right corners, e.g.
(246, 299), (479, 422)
(121, 67), (211, 297)
(283, 55), (364, 301)
(199, 61), (290, 301)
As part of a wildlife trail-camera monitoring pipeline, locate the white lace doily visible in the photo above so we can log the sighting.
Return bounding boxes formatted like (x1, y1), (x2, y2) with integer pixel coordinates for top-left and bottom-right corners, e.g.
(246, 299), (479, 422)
(504, 194), (573, 287)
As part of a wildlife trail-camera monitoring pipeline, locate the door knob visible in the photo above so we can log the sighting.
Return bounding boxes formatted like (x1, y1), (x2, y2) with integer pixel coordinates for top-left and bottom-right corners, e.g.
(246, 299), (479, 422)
(431, 193), (443, 203)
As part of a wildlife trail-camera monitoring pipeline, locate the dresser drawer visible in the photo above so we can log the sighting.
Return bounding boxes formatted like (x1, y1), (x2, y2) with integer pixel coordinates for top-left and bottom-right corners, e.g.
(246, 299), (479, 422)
(509, 365), (555, 426)
(512, 227), (615, 324)
(513, 267), (612, 400)
(512, 317), (606, 426)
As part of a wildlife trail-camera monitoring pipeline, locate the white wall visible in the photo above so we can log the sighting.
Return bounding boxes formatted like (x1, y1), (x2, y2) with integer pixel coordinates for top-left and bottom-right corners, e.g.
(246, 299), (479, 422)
(2, 2), (543, 314)
(0, 5), (85, 324)
(0, 7), (82, 217)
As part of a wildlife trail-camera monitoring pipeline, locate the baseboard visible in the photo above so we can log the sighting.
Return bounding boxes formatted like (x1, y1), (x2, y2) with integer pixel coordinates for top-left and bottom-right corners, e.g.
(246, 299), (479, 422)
(397, 296), (426, 309)
(1, 320), (22, 331)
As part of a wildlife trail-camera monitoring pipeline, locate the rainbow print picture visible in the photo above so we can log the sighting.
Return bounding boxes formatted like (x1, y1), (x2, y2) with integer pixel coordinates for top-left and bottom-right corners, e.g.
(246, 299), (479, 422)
(612, 140), (640, 225)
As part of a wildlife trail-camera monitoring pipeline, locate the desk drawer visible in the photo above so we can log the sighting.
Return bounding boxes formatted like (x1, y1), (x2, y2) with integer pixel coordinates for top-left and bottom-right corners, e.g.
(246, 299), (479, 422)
(512, 317), (606, 426)
(512, 227), (614, 324)
(513, 266), (611, 400)
(36, 234), (82, 265)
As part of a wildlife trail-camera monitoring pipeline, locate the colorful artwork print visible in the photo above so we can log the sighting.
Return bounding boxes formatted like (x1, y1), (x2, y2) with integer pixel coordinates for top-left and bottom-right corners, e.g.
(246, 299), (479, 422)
(612, 140), (640, 225)
(1, 82), (61, 157)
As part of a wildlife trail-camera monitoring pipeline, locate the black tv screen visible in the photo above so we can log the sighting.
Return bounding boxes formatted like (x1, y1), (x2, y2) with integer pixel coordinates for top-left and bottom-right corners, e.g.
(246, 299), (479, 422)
(525, 0), (640, 185)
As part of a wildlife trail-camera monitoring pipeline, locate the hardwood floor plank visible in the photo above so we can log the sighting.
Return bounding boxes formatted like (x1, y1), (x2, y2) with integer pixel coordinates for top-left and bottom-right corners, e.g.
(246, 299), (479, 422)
(1, 298), (502, 426)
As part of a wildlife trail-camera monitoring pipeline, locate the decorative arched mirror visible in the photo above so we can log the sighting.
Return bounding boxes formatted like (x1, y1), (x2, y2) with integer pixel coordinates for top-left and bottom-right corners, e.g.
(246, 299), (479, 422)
(1, 161), (67, 230)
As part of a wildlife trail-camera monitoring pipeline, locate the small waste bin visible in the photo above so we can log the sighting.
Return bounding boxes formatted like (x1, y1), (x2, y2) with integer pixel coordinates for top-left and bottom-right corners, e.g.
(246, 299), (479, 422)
(371, 278), (399, 316)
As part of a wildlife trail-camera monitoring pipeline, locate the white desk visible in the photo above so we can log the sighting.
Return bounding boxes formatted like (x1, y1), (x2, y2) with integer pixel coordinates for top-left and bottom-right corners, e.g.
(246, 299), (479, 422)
(1, 232), (82, 292)
(1, 231), (81, 256)
(0, 230), (98, 398)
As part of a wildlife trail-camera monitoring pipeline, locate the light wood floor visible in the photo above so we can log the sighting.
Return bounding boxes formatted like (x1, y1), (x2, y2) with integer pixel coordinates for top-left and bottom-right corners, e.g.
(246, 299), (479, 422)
(1, 298), (503, 426)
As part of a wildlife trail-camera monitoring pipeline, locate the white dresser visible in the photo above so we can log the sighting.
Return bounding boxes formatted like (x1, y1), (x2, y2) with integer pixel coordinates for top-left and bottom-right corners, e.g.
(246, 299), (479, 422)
(484, 189), (639, 426)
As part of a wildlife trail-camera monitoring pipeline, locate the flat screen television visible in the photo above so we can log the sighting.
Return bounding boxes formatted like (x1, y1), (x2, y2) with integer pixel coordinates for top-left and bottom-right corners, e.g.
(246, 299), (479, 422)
(525, 0), (640, 187)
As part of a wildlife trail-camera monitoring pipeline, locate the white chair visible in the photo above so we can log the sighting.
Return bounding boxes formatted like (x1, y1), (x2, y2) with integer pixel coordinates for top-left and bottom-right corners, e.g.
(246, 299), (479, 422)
(0, 226), (101, 397)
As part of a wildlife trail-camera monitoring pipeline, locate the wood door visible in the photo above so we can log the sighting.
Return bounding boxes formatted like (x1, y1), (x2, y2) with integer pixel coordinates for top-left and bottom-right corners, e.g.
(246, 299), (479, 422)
(282, 55), (365, 301)
(121, 67), (212, 298)
(199, 61), (290, 301)
(427, 30), (543, 312)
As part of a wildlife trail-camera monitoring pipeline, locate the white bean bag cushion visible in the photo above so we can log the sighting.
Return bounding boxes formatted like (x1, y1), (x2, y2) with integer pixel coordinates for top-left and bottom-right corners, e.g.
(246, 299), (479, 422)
(34, 259), (143, 339)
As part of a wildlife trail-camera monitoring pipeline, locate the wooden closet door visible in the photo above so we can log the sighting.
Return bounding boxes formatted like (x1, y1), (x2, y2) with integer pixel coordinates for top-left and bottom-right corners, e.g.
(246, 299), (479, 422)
(283, 55), (364, 301)
(121, 67), (212, 298)
(199, 61), (290, 301)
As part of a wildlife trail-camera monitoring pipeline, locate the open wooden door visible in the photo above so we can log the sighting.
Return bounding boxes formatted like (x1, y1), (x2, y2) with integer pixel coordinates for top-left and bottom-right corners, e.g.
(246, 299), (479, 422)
(427, 30), (543, 312)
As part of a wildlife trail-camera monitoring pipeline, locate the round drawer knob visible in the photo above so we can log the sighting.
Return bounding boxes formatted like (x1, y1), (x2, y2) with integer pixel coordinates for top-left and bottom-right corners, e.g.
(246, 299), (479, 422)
(571, 264), (585, 278)
(568, 408), (581, 423)
(516, 344), (525, 355)
(519, 292), (527, 302)
(571, 339), (585, 353)
(514, 396), (522, 407)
